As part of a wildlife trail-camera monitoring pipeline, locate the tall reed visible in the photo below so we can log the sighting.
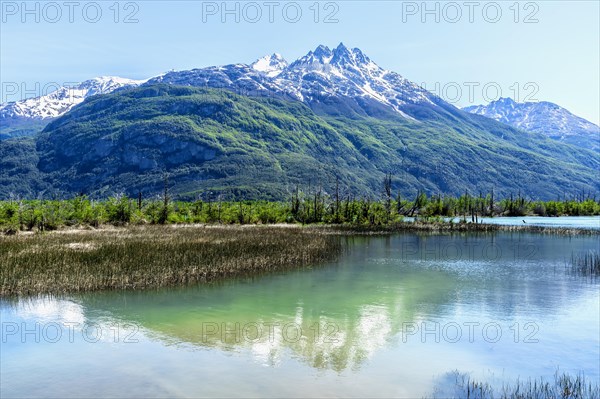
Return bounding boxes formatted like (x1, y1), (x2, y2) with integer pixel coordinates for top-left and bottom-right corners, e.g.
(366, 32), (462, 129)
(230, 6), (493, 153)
(570, 250), (600, 276)
(439, 371), (599, 399)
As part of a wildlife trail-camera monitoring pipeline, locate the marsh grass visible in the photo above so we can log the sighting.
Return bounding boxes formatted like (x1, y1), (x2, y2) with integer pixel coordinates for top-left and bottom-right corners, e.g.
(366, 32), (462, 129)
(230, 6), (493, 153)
(0, 225), (341, 296)
(440, 371), (599, 399)
(569, 250), (600, 277)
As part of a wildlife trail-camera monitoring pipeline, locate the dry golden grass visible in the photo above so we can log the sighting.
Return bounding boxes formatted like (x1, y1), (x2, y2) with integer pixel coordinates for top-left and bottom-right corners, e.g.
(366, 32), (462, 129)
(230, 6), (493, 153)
(0, 225), (341, 296)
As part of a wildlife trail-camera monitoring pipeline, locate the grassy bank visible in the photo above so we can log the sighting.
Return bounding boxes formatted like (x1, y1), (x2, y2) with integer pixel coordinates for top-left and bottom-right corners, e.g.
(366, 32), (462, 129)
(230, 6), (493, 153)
(0, 225), (341, 297)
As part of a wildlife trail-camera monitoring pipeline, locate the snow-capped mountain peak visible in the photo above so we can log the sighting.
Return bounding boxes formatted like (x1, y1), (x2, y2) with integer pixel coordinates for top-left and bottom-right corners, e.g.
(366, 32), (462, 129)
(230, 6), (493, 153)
(278, 43), (437, 116)
(0, 76), (146, 121)
(145, 43), (440, 120)
(287, 43), (370, 70)
(251, 53), (288, 77)
(463, 97), (600, 150)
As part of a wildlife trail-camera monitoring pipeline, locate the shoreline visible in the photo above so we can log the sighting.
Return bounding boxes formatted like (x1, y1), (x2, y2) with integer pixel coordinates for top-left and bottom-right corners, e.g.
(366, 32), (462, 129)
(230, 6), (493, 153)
(319, 221), (600, 235)
(4, 220), (599, 237)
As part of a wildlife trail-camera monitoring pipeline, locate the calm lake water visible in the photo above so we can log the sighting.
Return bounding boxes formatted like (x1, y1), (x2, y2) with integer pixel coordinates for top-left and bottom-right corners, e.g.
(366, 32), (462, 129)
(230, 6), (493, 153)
(452, 216), (600, 230)
(2, 231), (599, 397)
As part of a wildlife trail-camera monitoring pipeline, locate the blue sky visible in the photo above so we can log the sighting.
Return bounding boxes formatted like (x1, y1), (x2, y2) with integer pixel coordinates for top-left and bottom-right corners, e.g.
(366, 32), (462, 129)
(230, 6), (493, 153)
(1, 1), (599, 122)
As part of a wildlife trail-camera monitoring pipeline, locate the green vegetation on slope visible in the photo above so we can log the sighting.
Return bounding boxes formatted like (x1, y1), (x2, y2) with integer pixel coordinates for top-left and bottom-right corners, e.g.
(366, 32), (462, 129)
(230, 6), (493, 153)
(0, 118), (48, 141)
(1, 85), (599, 200)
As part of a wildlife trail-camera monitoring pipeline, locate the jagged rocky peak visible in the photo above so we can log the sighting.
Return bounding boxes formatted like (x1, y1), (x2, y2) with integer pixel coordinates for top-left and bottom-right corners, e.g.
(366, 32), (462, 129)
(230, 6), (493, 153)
(288, 45), (332, 68)
(313, 44), (333, 61)
(331, 43), (362, 66)
(289, 43), (372, 69)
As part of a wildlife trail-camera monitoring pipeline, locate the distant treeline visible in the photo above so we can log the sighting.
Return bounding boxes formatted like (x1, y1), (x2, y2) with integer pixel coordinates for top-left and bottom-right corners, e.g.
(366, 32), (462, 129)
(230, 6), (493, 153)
(1, 185), (599, 232)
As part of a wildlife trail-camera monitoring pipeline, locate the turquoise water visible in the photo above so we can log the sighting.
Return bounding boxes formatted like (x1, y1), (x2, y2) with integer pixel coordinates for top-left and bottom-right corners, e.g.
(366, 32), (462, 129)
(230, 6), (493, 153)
(455, 216), (600, 230)
(1, 232), (599, 397)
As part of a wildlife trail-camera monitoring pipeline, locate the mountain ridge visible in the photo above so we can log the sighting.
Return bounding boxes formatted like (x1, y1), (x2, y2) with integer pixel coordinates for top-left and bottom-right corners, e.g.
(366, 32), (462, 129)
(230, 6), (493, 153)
(463, 97), (599, 150)
(3, 44), (598, 147)
(150, 43), (442, 120)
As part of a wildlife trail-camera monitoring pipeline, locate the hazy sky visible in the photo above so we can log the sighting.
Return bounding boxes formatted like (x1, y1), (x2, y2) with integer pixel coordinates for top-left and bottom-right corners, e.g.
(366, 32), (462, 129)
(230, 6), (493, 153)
(1, 1), (599, 123)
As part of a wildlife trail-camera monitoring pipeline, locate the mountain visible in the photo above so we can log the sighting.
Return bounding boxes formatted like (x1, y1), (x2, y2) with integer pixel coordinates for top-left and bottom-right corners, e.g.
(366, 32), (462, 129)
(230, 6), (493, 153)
(3, 84), (597, 200)
(1, 44), (599, 200)
(148, 43), (450, 120)
(0, 76), (146, 140)
(463, 97), (600, 150)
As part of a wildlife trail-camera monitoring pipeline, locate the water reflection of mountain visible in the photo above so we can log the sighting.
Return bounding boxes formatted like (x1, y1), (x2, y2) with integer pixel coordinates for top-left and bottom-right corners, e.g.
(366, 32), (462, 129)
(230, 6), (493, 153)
(75, 267), (452, 371)
(40, 233), (600, 372)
